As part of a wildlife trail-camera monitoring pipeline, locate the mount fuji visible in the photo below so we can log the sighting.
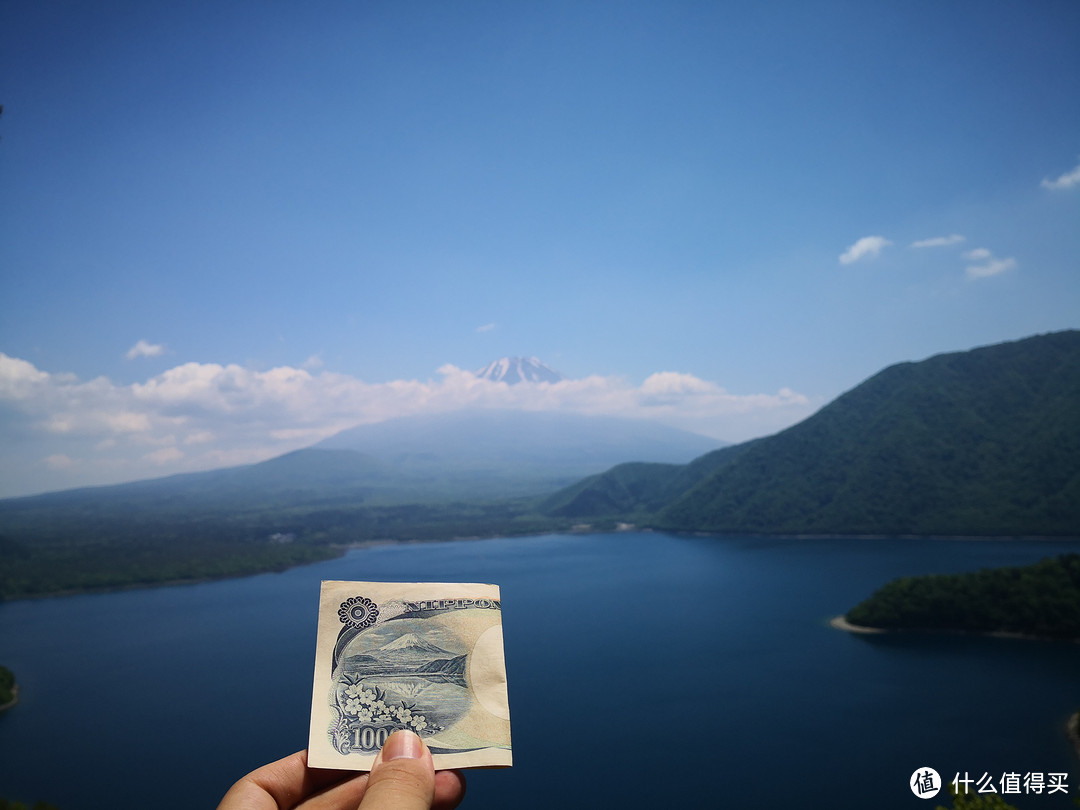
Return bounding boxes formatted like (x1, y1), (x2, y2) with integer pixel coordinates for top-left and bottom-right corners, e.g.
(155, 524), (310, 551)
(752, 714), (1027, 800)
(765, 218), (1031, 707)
(0, 358), (725, 575)
(474, 356), (563, 384)
(378, 633), (454, 657)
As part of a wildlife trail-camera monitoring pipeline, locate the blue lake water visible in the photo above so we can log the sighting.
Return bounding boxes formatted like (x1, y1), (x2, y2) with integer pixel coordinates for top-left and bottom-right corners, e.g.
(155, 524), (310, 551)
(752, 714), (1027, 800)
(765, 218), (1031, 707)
(1, 532), (1079, 808)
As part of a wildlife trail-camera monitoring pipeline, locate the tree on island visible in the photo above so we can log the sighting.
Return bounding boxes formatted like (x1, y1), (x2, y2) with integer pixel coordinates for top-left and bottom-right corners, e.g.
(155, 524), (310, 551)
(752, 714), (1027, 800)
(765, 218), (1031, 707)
(846, 555), (1080, 639)
(0, 665), (14, 706)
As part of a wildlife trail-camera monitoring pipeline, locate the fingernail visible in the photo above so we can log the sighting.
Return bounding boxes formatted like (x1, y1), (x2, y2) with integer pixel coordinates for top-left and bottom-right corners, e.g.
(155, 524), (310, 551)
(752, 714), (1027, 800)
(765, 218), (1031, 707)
(382, 730), (423, 761)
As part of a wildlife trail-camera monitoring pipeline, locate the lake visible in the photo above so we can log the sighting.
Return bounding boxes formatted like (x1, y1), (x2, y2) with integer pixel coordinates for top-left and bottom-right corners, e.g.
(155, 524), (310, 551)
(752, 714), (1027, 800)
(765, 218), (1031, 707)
(1, 532), (1078, 808)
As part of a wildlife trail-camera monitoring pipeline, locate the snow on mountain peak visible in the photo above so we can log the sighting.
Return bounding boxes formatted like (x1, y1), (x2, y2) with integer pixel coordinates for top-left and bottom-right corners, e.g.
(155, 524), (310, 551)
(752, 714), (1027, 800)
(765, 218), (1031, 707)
(475, 356), (563, 384)
(378, 633), (452, 656)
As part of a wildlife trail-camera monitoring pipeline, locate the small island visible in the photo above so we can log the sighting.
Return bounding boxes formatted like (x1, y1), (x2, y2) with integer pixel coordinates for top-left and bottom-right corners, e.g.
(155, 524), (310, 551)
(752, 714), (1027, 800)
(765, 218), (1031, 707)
(839, 554), (1080, 640)
(0, 665), (17, 712)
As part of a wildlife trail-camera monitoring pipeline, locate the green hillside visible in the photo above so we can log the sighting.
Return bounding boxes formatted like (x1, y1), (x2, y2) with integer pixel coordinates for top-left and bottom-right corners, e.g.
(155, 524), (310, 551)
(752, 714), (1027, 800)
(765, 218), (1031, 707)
(551, 331), (1080, 536)
(541, 441), (758, 519)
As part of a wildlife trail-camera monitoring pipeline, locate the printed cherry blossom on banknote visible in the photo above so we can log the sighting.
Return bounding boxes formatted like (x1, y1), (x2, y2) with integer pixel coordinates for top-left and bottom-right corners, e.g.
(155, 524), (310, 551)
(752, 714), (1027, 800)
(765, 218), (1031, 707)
(308, 581), (512, 770)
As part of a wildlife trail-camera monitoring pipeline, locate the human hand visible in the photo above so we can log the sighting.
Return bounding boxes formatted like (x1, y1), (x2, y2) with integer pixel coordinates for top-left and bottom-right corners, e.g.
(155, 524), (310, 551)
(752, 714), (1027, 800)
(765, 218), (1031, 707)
(217, 730), (467, 810)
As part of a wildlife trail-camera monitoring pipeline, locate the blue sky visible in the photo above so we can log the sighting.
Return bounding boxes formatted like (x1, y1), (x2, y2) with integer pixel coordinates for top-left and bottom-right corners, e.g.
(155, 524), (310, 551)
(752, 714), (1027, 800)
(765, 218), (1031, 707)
(2, 0), (1078, 497)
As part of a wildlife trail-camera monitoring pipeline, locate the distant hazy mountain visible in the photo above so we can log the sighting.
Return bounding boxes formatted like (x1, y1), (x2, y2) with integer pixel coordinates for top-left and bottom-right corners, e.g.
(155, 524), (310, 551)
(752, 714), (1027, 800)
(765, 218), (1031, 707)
(316, 409), (725, 491)
(0, 406), (725, 597)
(474, 357), (563, 384)
(1, 409), (724, 522)
(547, 331), (1080, 536)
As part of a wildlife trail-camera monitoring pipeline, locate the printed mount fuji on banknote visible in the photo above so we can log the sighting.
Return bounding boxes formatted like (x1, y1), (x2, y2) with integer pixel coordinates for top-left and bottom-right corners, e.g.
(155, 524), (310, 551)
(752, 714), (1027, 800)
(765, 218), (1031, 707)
(308, 581), (512, 770)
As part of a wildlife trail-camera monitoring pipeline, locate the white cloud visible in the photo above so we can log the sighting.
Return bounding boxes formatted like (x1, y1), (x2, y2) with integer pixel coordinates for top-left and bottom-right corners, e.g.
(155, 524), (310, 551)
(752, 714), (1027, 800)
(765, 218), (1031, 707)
(640, 372), (720, 400)
(106, 412), (152, 433)
(126, 340), (165, 359)
(0, 352), (51, 398)
(962, 246), (1016, 279)
(911, 234), (965, 248)
(1041, 159), (1080, 191)
(839, 236), (892, 265)
(966, 256), (1017, 280)
(476, 323), (497, 333)
(143, 447), (184, 465)
(184, 430), (215, 445)
(0, 354), (817, 496)
(42, 453), (76, 470)
(302, 354), (324, 370)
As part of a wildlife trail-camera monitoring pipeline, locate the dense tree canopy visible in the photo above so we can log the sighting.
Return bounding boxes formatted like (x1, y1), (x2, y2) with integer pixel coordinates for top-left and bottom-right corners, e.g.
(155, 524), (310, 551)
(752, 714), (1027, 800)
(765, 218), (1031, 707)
(846, 555), (1080, 638)
(0, 665), (14, 705)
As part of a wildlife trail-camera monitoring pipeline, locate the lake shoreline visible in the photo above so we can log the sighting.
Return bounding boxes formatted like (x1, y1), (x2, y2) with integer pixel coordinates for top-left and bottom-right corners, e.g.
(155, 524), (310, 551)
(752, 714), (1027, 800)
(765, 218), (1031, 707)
(0, 532), (549, 602)
(829, 615), (1080, 644)
(829, 615), (886, 634)
(4, 530), (1076, 603)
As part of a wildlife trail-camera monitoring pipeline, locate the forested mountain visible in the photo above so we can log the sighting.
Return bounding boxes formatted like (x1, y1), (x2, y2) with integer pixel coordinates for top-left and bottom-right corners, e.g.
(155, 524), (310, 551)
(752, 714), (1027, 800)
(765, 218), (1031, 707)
(542, 441), (759, 518)
(549, 331), (1080, 536)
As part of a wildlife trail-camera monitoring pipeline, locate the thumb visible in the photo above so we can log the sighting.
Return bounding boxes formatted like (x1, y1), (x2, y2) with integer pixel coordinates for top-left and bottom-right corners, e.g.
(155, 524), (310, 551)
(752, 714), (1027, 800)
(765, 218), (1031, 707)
(358, 731), (436, 810)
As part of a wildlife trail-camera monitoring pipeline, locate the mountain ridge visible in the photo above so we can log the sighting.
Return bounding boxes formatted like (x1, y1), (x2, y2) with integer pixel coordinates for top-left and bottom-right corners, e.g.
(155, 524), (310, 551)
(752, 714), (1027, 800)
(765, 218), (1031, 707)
(548, 330), (1080, 536)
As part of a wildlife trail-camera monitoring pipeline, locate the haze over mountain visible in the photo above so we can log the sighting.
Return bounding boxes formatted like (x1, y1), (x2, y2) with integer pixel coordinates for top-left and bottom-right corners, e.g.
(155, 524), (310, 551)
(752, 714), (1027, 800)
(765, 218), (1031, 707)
(315, 408), (724, 488)
(546, 331), (1080, 536)
(0, 406), (725, 519)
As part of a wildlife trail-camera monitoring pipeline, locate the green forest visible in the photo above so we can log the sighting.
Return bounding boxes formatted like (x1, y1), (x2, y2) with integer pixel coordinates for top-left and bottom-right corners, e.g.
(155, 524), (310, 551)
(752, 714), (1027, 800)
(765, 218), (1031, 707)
(0, 665), (15, 706)
(0, 496), (563, 599)
(845, 554), (1080, 638)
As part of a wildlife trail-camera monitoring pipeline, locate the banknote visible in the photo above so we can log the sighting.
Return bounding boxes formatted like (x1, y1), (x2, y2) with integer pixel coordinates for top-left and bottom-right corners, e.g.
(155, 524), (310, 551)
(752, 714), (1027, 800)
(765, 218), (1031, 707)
(308, 581), (512, 770)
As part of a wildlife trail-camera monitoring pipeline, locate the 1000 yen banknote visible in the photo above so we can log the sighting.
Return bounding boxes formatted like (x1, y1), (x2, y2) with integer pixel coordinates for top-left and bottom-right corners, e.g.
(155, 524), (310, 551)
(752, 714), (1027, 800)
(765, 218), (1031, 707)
(308, 581), (512, 770)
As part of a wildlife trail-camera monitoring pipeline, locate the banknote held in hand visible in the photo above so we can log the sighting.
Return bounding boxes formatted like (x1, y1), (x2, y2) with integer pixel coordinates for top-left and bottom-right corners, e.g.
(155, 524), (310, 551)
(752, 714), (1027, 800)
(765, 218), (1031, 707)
(308, 581), (512, 770)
